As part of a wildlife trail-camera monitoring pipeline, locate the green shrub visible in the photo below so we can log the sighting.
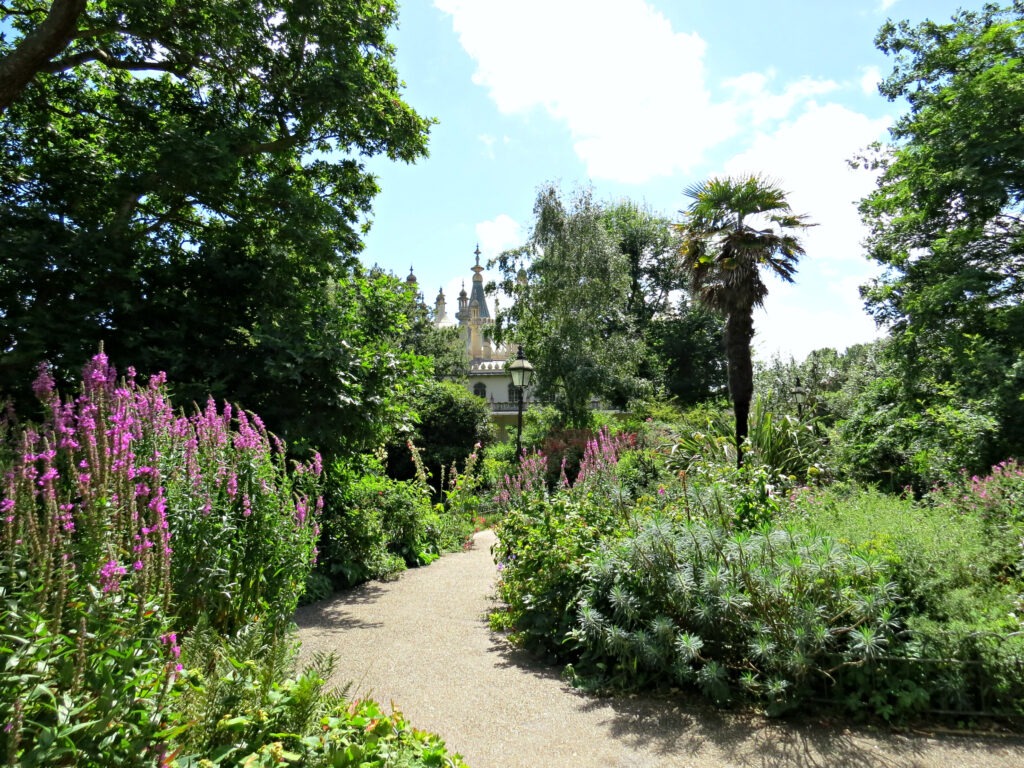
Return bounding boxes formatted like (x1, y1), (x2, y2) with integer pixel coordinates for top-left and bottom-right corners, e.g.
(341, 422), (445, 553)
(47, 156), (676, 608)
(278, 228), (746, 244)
(786, 479), (1024, 716)
(492, 437), (641, 658)
(0, 591), (175, 766)
(570, 517), (902, 716)
(788, 483), (1014, 625)
(316, 449), (471, 590)
(166, 623), (468, 767)
(670, 397), (826, 481)
(494, 434), (1024, 720)
(386, 379), (494, 498)
(931, 460), (1024, 580)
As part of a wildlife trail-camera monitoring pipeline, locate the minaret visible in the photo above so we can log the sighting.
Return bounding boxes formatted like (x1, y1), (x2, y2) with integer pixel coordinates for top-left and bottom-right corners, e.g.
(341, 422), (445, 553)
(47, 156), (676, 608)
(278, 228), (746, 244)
(433, 287), (447, 325)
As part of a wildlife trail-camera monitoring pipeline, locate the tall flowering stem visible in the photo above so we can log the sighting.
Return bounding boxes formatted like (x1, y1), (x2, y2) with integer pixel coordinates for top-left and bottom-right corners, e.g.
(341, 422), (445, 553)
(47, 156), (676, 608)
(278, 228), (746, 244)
(1, 353), (323, 636)
(574, 427), (635, 489)
(494, 450), (548, 513)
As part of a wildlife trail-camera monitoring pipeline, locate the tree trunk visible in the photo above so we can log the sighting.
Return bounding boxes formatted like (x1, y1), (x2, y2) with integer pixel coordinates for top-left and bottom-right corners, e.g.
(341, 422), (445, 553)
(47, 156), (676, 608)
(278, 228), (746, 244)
(0, 0), (86, 114)
(724, 310), (755, 469)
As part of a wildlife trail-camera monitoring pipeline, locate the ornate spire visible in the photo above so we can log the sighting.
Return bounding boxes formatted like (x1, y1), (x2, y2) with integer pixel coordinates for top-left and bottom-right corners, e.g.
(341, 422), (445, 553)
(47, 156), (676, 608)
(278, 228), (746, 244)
(469, 246), (490, 319)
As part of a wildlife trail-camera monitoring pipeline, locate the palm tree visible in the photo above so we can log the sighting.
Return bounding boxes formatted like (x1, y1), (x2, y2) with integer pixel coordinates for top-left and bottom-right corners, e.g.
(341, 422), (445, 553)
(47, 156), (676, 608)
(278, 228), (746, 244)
(677, 175), (813, 468)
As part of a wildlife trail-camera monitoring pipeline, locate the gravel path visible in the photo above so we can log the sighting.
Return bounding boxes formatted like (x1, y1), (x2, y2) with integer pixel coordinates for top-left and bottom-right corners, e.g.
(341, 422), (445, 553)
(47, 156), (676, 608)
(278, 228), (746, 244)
(294, 530), (1024, 768)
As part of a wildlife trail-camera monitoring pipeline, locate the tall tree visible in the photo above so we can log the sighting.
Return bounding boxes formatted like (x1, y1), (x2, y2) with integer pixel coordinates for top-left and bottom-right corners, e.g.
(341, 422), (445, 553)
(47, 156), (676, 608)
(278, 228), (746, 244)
(493, 185), (643, 428)
(677, 175), (813, 468)
(602, 201), (725, 405)
(0, 1), (433, 456)
(602, 202), (685, 329)
(858, 3), (1024, 464)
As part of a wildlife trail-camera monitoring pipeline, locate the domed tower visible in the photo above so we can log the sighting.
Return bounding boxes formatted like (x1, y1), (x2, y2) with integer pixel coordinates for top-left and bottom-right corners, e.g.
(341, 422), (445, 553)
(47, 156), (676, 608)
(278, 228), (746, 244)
(433, 286), (448, 325)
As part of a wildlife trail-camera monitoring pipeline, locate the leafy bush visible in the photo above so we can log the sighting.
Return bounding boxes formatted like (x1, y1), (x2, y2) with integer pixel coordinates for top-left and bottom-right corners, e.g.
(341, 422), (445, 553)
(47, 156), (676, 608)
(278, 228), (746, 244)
(386, 379), (494, 497)
(492, 439), (640, 657)
(833, 373), (997, 494)
(570, 517), (903, 715)
(670, 397), (825, 481)
(316, 448), (471, 590)
(494, 426), (1024, 721)
(0, 590), (176, 766)
(788, 483), (1016, 627)
(933, 460), (1024, 581)
(165, 622), (468, 767)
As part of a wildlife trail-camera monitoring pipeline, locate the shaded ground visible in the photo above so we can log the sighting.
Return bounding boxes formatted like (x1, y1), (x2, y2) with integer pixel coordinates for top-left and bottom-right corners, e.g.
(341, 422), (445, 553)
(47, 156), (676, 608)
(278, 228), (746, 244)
(294, 530), (1024, 768)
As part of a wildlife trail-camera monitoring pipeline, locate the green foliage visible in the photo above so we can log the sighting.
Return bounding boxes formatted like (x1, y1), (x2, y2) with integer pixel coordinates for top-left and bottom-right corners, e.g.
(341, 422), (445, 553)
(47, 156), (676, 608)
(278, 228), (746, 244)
(0, 592), (175, 766)
(492, 185), (645, 427)
(316, 451), (471, 590)
(787, 479), (1024, 716)
(494, 426), (1024, 720)
(0, 355), (467, 764)
(571, 517), (902, 716)
(0, 0), (433, 460)
(858, 2), (1024, 468)
(829, 344), (998, 492)
(644, 299), (727, 406)
(493, 491), (631, 659)
(439, 443), (490, 529)
(669, 398), (825, 482)
(165, 623), (468, 767)
(400, 303), (470, 383)
(600, 202), (727, 406)
(927, 460), (1024, 592)
(387, 379), (494, 495)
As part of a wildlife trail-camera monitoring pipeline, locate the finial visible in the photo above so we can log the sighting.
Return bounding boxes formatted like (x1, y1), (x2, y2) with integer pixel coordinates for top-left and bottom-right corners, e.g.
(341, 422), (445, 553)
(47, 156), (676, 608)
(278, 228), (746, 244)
(474, 244), (481, 266)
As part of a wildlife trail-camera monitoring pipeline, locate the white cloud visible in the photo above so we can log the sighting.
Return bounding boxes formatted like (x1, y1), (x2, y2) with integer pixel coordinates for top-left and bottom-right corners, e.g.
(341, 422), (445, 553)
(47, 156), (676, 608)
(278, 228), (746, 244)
(435, 0), (840, 184)
(859, 65), (882, 95)
(724, 72), (839, 126)
(714, 102), (891, 360)
(878, 0), (900, 11)
(475, 214), (523, 257)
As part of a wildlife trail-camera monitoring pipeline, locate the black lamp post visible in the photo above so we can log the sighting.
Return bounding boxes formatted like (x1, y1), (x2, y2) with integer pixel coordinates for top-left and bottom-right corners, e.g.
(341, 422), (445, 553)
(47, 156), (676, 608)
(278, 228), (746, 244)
(508, 345), (534, 458)
(792, 376), (808, 418)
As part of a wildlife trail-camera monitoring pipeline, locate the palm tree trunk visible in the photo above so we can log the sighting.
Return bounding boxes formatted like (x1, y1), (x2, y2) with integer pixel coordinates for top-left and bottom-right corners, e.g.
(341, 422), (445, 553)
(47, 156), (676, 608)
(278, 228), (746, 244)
(725, 310), (755, 468)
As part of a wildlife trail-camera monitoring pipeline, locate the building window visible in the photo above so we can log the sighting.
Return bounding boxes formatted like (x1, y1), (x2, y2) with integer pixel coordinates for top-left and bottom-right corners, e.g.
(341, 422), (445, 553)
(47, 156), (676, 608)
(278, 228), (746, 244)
(508, 383), (521, 403)
(473, 383), (487, 399)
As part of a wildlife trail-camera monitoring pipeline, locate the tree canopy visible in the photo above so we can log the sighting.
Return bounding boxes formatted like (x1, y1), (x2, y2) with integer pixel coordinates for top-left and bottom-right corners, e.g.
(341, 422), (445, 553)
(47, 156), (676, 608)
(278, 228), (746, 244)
(859, 2), (1024, 465)
(602, 201), (725, 406)
(0, 0), (434, 456)
(493, 185), (644, 428)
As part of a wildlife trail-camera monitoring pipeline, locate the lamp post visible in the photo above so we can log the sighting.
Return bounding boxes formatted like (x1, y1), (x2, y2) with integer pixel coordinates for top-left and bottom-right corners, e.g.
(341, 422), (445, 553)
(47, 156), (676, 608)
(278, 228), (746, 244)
(508, 345), (534, 459)
(792, 376), (808, 418)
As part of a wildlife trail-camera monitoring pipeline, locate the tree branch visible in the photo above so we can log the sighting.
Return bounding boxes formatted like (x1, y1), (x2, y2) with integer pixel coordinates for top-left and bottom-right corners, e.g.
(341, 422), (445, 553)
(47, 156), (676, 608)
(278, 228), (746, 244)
(242, 133), (303, 156)
(0, 0), (87, 113)
(42, 47), (195, 76)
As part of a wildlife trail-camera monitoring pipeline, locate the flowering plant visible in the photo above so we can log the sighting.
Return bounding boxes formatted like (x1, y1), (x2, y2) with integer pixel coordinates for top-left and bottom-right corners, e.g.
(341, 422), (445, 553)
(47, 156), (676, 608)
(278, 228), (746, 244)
(1, 352), (322, 763)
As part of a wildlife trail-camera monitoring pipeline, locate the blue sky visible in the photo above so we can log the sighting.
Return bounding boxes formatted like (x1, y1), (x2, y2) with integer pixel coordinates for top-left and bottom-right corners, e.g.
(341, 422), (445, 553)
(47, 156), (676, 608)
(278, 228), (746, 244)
(360, 0), (974, 362)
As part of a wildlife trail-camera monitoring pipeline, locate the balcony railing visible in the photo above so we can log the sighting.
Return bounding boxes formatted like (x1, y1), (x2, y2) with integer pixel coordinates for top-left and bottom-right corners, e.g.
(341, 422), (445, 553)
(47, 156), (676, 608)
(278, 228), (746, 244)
(488, 399), (605, 413)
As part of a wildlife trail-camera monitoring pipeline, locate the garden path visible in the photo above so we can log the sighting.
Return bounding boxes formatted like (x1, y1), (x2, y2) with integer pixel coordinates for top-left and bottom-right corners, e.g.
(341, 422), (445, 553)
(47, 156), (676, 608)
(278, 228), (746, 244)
(294, 530), (1024, 768)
